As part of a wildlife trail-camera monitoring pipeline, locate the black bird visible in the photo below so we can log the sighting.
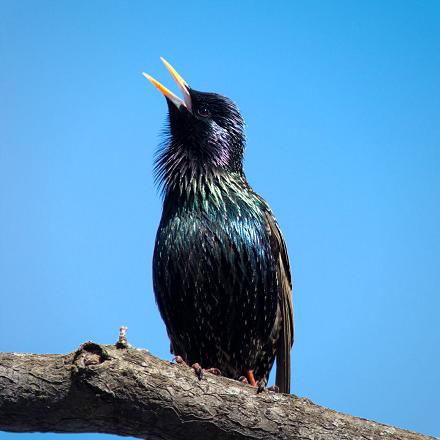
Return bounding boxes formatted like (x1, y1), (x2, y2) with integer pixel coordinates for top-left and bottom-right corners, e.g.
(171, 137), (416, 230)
(144, 58), (294, 393)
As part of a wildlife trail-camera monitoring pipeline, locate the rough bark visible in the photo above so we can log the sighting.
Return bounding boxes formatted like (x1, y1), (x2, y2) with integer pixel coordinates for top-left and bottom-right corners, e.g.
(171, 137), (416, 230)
(0, 341), (436, 440)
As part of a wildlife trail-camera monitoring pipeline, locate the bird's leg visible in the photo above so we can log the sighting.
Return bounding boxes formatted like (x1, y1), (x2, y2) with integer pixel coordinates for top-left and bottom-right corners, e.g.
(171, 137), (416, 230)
(242, 371), (278, 393)
(246, 369), (257, 387)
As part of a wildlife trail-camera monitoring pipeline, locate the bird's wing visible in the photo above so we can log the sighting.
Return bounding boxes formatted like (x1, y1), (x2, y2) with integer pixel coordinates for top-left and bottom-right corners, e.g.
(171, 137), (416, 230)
(265, 210), (294, 394)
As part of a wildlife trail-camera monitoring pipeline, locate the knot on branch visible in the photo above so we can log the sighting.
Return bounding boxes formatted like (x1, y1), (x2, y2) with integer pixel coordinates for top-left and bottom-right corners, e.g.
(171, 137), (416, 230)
(73, 342), (110, 373)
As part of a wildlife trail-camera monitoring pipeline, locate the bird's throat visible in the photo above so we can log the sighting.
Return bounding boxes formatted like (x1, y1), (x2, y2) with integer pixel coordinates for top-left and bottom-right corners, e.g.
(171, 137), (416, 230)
(163, 169), (257, 217)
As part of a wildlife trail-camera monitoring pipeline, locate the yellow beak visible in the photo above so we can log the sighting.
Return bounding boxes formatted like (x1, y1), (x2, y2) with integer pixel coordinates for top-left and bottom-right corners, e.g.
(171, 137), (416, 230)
(143, 57), (192, 111)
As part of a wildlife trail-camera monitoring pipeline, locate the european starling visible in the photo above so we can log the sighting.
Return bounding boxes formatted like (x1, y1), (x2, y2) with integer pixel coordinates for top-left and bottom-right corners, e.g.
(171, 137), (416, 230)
(143, 58), (294, 393)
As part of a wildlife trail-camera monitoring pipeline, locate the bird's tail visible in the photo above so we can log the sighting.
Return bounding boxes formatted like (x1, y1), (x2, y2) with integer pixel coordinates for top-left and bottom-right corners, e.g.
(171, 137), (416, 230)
(275, 287), (294, 394)
(275, 325), (291, 394)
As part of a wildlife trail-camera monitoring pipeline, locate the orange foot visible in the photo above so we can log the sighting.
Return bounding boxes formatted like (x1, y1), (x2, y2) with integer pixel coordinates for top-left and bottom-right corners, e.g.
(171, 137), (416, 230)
(240, 372), (278, 394)
(246, 369), (257, 387)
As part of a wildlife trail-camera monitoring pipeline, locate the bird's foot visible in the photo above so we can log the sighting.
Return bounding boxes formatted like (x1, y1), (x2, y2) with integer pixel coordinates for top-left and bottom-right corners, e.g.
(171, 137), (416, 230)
(266, 385), (280, 393)
(238, 371), (277, 393)
(172, 356), (203, 380)
(190, 363), (222, 380)
(172, 356), (221, 380)
(172, 355), (186, 365)
(246, 369), (257, 387)
(204, 367), (222, 376)
(191, 362), (204, 380)
(256, 378), (279, 394)
(239, 370), (260, 392)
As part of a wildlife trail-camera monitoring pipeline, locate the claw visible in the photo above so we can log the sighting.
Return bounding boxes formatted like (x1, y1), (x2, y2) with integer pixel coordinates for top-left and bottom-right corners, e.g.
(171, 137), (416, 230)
(238, 375), (249, 385)
(205, 367), (222, 376)
(266, 385), (280, 393)
(172, 357), (217, 382)
(172, 355), (185, 365)
(256, 378), (279, 394)
(257, 378), (267, 394)
(191, 363), (204, 380)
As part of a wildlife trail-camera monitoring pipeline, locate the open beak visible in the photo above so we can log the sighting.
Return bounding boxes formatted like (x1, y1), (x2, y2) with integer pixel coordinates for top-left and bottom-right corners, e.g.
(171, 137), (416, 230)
(142, 57), (192, 112)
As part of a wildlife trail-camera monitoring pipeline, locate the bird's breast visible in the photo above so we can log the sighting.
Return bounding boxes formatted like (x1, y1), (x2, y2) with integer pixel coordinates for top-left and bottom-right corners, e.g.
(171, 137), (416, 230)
(152, 179), (280, 373)
(156, 178), (269, 268)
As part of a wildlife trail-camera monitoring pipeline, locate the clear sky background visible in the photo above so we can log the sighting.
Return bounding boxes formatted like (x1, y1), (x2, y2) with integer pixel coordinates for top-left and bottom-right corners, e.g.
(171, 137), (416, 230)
(1, 1), (439, 438)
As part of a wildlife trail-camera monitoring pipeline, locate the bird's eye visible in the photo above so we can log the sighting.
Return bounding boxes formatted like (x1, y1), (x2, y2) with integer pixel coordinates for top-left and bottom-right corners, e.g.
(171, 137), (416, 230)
(197, 106), (210, 118)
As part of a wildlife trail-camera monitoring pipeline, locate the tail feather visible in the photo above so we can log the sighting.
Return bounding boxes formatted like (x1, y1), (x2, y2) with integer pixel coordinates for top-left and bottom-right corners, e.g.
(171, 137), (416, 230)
(275, 324), (291, 394)
(275, 253), (294, 394)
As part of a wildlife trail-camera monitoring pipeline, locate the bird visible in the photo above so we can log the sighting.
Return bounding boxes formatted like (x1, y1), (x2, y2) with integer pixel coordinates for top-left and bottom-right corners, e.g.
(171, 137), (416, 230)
(143, 58), (294, 393)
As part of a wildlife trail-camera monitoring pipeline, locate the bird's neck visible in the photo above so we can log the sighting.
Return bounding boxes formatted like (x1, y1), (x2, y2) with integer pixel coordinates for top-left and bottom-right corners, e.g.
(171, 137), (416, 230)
(162, 168), (258, 215)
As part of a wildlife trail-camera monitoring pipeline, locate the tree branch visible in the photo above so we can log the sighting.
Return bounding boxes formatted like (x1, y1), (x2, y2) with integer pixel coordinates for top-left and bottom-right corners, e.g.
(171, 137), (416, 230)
(0, 341), (435, 440)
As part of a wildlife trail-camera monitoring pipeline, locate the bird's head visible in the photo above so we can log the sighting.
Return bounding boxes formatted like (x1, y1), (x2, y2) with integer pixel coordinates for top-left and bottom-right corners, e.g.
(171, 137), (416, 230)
(143, 58), (245, 192)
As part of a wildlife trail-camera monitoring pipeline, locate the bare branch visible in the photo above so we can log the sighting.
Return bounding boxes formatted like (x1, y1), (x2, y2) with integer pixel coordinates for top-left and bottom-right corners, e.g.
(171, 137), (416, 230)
(0, 342), (435, 440)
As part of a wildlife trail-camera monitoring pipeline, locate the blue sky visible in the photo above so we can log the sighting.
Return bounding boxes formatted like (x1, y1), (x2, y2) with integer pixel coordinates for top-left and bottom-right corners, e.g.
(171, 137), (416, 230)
(1, 0), (439, 438)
